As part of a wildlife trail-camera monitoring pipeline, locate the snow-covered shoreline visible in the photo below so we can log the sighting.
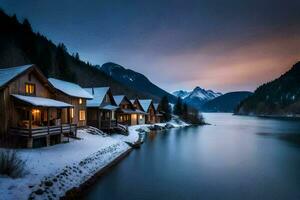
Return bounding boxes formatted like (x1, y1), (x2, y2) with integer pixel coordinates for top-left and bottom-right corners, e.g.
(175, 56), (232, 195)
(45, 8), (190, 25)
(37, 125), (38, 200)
(0, 120), (189, 200)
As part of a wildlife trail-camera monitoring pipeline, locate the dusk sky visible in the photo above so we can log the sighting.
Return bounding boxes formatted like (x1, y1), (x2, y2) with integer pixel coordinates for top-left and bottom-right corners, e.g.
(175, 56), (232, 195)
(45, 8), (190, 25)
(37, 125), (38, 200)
(1, 0), (300, 93)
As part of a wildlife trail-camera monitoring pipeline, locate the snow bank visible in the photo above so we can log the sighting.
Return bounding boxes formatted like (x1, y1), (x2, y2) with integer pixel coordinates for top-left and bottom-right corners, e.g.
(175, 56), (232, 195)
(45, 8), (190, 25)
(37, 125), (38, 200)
(0, 129), (130, 200)
(111, 118), (189, 144)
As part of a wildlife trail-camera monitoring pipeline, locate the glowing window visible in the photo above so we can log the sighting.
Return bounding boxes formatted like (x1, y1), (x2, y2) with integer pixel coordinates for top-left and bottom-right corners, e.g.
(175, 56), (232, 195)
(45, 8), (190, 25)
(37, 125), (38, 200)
(79, 110), (86, 121)
(25, 83), (35, 95)
(70, 108), (74, 118)
(79, 98), (83, 105)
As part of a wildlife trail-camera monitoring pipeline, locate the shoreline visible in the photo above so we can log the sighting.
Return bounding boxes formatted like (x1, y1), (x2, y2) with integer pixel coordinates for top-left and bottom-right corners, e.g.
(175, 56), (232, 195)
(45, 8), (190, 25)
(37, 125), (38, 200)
(62, 148), (132, 200)
(62, 121), (191, 199)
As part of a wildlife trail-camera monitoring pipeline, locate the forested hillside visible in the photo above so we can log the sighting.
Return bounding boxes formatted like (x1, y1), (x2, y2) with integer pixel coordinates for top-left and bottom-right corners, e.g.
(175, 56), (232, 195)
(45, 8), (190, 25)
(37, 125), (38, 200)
(235, 62), (300, 116)
(0, 9), (163, 100)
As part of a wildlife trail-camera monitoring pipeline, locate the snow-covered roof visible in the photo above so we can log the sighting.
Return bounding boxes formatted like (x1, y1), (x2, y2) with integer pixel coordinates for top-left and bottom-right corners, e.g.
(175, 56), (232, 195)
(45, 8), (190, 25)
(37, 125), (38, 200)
(138, 99), (153, 112)
(120, 109), (148, 115)
(113, 95), (125, 106)
(101, 104), (119, 110)
(130, 100), (135, 104)
(0, 65), (33, 87)
(84, 87), (110, 107)
(48, 78), (93, 99)
(11, 94), (73, 108)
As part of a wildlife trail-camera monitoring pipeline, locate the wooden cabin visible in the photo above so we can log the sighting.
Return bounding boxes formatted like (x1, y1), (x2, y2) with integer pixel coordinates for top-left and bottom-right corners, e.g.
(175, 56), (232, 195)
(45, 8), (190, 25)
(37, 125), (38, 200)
(114, 95), (147, 126)
(130, 98), (147, 125)
(48, 78), (93, 128)
(138, 99), (156, 124)
(153, 103), (163, 123)
(0, 64), (76, 148)
(84, 87), (119, 130)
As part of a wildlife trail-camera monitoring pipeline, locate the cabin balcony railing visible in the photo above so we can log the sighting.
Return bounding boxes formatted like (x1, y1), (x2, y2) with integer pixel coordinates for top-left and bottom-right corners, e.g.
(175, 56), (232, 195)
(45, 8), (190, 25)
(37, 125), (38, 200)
(9, 124), (77, 138)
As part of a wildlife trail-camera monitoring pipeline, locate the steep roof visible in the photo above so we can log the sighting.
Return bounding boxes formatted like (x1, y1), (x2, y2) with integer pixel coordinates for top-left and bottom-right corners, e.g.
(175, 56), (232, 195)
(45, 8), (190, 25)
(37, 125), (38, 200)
(113, 95), (125, 106)
(153, 103), (159, 111)
(84, 87), (110, 107)
(0, 64), (33, 88)
(12, 94), (73, 108)
(139, 99), (153, 112)
(48, 78), (93, 99)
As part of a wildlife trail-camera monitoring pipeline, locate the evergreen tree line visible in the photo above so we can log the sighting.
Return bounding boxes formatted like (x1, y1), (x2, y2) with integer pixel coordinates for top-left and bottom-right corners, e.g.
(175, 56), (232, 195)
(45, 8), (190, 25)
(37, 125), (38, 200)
(0, 9), (93, 83)
(158, 96), (204, 124)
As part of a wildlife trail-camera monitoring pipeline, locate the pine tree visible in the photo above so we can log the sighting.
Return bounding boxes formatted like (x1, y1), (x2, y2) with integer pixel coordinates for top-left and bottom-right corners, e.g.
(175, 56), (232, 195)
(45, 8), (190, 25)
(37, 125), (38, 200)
(173, 97), (183, 116)
(182, 103), (188, 120)
(22, 18), (32, 32)
(160, 96), (172, 121)
(55, 43), (76, 82)
(75, 52), (80, 61)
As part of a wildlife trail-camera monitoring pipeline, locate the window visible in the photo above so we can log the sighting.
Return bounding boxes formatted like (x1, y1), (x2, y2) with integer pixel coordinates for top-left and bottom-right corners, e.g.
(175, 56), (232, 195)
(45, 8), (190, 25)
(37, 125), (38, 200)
(79, 110), (86, 121)
(25, 83), (35, 95)
(70, 108), (74, 119)
(79, 98), (83, 105)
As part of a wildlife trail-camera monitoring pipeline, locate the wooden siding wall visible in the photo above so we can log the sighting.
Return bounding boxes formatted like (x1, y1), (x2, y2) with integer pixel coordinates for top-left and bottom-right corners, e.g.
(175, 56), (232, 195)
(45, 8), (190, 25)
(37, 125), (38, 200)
(0, 70), (54, 139)
(54, 93), (87, 127)
(148, 105), (156, 124)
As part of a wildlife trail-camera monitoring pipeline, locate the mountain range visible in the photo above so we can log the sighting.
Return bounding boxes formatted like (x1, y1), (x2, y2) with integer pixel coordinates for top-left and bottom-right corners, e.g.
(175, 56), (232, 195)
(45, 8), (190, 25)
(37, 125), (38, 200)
(235, 61), (300, 116)
(173, 87), (222, 109)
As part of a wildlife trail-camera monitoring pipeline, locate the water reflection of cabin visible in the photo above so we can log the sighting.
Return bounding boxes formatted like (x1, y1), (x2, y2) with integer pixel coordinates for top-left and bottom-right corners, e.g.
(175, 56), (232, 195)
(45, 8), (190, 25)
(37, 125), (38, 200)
(48, 78), (93, 128)
(114, 95), (147, 126)
(0, 64), (77, 148)
(84, 87), (119, 130)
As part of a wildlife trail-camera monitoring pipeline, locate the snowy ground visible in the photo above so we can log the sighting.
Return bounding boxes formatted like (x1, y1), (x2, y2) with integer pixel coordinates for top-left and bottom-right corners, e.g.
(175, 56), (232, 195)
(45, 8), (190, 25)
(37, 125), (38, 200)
(0, 129), (130, 200)
(0, 120), (189, 200)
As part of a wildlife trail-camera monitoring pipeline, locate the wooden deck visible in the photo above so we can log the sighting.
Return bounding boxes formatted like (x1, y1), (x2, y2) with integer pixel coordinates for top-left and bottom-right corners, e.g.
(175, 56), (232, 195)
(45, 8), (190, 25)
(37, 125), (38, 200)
(10, 124), (77, 138)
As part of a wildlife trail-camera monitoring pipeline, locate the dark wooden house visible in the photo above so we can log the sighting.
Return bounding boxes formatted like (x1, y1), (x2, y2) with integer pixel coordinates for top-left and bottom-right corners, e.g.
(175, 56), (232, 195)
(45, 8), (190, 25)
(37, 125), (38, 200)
(48, 78), (93, 128)
(130, 98), (148, 125)
(84, 87), (118, 130)
(0, 64), (76, 148)
(138, 99), (156, 124)
(114, 95), (147, 126)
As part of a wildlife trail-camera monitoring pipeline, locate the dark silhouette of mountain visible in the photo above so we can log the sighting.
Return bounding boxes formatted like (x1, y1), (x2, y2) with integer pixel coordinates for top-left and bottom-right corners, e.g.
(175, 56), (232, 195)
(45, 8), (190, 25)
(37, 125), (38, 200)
(173, 87), (222, 109)
(100, 62), (176, 102)
(235, 61), (300, 116)
(0, 9), (167, 101)
(201, 91), (253, 112)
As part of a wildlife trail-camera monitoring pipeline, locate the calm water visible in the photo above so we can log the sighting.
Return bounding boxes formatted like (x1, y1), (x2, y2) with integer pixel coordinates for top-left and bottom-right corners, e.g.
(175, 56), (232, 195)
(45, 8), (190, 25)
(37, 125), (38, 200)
(86, 113), (300, 200)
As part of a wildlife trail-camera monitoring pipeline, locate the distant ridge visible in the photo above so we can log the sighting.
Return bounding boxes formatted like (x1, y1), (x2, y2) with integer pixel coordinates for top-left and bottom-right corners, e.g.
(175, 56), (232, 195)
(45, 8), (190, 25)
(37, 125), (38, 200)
(100, 62), (176, 102)
(201, 91), (253, 112)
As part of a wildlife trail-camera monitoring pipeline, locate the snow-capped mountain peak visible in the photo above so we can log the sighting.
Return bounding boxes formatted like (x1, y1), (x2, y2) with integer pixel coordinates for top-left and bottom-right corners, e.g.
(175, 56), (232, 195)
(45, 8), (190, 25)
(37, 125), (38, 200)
(172, 86), (222, 109)
(172, 90), (190, 99)
(188, 86), (222, 100)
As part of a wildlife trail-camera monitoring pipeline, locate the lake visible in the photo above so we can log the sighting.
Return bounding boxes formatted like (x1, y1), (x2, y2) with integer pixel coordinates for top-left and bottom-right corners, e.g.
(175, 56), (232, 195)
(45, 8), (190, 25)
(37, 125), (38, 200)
(86, 113), (300, 200)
